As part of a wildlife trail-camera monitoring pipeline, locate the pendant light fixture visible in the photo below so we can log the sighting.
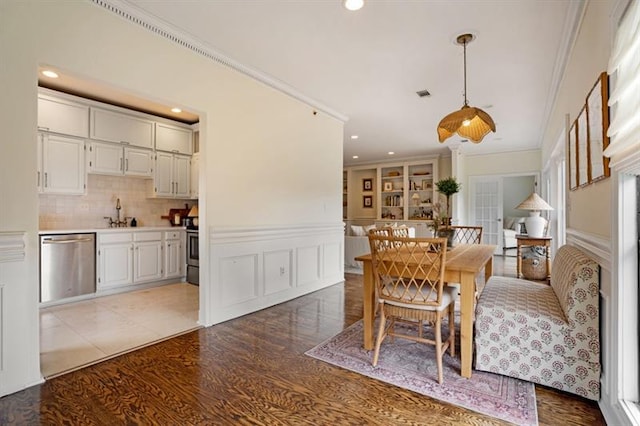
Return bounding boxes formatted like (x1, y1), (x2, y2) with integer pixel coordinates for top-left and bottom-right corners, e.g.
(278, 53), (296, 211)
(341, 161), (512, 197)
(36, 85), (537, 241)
(437, 33), (496, 144)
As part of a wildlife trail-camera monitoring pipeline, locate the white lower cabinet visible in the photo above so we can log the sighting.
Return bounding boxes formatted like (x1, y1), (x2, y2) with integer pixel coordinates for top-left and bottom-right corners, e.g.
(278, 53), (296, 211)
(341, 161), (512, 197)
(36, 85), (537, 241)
(164, 231), (184, 279)
(133, 238), (163, 283)
(98, 233), (134, 289)
(98, 230), (182, 290)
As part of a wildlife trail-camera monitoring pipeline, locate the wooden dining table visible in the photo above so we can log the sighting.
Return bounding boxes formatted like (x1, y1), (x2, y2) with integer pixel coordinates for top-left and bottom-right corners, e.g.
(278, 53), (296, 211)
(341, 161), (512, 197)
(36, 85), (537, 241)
(355, 243), (496, 378)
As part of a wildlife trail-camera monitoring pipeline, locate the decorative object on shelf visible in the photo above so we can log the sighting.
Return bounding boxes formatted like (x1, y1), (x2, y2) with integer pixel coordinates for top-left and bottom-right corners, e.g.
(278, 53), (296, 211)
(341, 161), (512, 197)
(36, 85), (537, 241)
(162, 204), (191, 227)
(387, 171), (400, 177)
(516, 193), (553, 238)
(437, 34), (496, 144)
(411, 193), (420, 206)
(383, 182), (393, 192)
(363, 195), (373, 208)
(422, 179), (432, 190)
(362, 178), (373, 192)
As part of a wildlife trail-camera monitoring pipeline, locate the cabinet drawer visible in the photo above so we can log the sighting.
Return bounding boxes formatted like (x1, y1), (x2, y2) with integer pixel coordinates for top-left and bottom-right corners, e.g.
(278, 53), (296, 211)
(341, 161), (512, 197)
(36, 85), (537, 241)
(164, 231), (182, 240)
(99, 233), (132, 244)
(134, 231), (162, 242)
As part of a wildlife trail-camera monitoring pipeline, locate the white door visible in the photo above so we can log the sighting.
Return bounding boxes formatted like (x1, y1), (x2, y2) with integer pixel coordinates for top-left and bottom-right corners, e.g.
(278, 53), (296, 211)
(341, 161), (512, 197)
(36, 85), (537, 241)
(470, 176), (503, 254)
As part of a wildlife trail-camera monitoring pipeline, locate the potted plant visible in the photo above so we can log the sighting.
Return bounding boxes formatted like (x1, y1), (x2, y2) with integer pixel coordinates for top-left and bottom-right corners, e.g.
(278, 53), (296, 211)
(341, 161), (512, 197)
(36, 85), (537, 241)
(434, 177), (461, 245)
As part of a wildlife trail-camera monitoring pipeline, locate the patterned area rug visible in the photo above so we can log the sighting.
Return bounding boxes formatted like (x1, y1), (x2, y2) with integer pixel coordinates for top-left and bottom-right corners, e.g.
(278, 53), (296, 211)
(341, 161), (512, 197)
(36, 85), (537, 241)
(306, 320), (538, 426)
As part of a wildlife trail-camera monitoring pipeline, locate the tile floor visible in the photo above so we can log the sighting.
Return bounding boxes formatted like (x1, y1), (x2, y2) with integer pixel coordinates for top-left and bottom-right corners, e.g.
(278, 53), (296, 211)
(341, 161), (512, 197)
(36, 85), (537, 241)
(40, 283), (200, 378)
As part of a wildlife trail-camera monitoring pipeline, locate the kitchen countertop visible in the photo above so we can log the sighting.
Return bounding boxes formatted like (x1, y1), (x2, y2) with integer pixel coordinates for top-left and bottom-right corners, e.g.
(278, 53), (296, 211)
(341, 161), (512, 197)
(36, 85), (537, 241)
(39, 226), (186, 235)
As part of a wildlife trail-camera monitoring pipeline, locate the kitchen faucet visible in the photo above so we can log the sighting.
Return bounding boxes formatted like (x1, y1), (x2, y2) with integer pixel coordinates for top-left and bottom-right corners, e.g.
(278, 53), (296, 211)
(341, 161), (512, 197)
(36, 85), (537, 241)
(104, 198), (129, 227)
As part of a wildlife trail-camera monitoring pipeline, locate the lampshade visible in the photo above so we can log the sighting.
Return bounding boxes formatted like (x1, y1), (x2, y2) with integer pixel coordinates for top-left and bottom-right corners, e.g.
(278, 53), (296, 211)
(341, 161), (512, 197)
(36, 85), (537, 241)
(438, 34), (496, 144)
(516, 193), (553, 211)
(516, 193), (552, 238)
(188, 205), (199, 217)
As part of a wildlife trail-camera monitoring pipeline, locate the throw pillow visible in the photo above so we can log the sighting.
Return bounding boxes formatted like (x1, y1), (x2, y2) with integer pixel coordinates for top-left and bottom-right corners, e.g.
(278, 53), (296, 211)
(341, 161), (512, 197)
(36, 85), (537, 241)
(350, 225), (366, 236)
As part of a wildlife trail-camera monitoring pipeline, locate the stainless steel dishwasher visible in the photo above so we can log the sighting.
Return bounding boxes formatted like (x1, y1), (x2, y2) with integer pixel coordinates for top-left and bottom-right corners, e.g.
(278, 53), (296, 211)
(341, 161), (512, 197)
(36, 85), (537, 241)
(40, 233), (96, 303)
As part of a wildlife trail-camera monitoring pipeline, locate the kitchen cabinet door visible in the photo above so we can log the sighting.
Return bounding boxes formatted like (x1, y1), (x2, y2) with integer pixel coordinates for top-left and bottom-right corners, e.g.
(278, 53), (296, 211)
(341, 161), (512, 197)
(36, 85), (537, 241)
(133, 241), (163, 283)
(91, 107), (154, 149)
(164, 238), (183, 279)
(156, 123), (193, 155)
(153, 152), (190, 198)
(38, 95), (89, 138)
(41, 133), (86, 195)
(154, 152), (174, 197)
(98, 243), (133, 289)
(89, 141), (123, 175)
(190, 152), (199, 199)
(124, 147), (153, 177)
(173, 154), (191, 198)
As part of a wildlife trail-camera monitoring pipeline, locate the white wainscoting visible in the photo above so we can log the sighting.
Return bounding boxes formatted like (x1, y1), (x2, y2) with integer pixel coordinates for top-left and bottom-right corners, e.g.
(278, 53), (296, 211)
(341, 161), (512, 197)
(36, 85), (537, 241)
(207, 223), (344, 325)
(566, 229), (614, 413)
(0, 231), (42, 397)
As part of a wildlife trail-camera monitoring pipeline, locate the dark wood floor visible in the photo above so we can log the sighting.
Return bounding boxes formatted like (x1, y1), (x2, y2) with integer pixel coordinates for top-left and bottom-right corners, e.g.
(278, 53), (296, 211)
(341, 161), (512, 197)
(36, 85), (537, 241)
(1, 271), (605, 425)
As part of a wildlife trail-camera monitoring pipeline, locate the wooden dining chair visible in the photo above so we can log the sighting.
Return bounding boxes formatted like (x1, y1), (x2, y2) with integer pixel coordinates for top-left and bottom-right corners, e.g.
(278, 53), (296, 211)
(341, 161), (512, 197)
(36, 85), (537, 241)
(451, 225), (483, 245)
(368, 235), (456, 384)
(448, 225), (483, 299)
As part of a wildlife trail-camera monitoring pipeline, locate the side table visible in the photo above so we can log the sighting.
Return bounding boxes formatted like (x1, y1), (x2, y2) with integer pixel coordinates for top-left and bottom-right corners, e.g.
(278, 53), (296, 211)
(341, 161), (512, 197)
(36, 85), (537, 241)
(516, 235), (552, 282)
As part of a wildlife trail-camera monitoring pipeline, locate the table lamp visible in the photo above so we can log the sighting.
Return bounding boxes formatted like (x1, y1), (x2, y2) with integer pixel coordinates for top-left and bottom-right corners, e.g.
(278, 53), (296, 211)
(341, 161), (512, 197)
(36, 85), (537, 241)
(515, 193), (553, 238)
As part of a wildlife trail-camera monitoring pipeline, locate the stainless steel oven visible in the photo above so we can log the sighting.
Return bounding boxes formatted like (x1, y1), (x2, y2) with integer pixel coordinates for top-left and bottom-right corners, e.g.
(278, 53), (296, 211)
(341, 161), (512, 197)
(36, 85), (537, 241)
(186, 230), (199, 285)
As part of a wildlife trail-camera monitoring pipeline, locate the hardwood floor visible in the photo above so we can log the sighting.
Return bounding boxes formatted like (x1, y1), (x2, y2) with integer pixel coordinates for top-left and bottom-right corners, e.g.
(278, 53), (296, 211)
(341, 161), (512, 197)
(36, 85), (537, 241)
(1, 258), (605, 425)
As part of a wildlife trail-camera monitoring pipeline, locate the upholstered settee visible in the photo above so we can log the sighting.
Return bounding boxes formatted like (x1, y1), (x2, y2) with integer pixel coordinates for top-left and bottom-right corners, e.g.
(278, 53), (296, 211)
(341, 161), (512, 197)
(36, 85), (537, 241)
(474, 245), (601, 400)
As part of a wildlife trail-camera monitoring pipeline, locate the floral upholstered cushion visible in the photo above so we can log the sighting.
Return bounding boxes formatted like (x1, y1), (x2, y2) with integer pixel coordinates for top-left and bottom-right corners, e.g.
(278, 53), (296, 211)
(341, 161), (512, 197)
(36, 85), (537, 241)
(474, 245), (600, 400)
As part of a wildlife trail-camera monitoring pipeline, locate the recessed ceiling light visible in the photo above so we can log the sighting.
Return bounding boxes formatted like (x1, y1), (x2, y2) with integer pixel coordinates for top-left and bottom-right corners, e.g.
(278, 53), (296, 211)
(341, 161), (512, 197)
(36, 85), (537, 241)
(42, 70), (59, 78)
(352, 155), (359, 159)
(171, 107), (182, 113)
(388, 151), (395, 155)
(344, 0), (364, 11)
(351, 135), (359, 140)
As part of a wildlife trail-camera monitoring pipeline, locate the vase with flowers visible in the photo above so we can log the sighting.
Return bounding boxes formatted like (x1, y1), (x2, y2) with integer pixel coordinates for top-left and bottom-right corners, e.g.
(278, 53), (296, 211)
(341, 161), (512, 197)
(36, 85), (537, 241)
(433, 177), (461, 246)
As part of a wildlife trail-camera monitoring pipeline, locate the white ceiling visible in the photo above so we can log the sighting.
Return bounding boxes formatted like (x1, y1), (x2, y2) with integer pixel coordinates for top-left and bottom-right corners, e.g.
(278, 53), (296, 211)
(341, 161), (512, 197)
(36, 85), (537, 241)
(69, 1), (580, 165)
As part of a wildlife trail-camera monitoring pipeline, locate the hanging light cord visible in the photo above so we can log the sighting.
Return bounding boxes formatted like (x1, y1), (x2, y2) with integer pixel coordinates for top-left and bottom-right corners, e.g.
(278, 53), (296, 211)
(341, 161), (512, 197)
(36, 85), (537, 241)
(462, 37), (468, 107)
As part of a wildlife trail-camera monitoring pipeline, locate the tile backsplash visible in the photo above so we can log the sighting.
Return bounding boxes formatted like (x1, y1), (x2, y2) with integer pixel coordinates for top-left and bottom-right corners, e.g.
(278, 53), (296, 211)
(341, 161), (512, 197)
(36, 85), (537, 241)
(39, 174), (196, 230)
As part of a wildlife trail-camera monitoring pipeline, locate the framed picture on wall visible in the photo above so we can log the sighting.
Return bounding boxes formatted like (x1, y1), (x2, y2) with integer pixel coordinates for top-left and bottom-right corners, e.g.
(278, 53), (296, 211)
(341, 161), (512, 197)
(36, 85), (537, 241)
(383, 182), (393, 192)
(586, 72), (611, 182)
(577, 105), (590, 187)
(363, 195), (373, 208)
(362, 178), (373, 192)
(569, 119), (578, 191)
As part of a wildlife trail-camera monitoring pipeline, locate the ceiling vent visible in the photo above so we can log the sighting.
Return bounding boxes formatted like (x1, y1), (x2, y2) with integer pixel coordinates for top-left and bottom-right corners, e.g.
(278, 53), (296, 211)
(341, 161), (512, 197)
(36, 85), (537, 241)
(416, 89), (431, 97)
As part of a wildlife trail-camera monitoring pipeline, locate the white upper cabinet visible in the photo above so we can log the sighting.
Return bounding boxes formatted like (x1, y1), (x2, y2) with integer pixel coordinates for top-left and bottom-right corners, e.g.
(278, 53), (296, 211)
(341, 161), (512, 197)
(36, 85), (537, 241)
(37, 95), (89, 138)
(90, 108), (155, 149)
(190, 152), (199, 199)
(39, 133), (86, 195)
(154, 152), (190, 198)
(155, 123), (193, 155)
(88, 141), (153, 178)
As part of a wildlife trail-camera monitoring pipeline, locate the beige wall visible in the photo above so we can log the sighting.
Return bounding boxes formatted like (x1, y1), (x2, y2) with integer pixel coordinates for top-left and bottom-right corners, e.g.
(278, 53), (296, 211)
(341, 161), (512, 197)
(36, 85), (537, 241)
(541, 0), (615, 238)
(0, 0), (343, 395)
(464, 150), (541, 176)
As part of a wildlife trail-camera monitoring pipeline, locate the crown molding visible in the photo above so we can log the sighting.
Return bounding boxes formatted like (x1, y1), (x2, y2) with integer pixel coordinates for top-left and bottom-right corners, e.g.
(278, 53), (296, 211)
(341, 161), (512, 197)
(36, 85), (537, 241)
(91, 0), (349, 123)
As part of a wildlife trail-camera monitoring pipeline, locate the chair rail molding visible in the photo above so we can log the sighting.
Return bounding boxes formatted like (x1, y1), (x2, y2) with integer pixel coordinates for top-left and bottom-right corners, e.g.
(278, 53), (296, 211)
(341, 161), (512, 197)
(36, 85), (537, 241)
(565, 228), (611, 270)
(0, 232), (26, 263)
